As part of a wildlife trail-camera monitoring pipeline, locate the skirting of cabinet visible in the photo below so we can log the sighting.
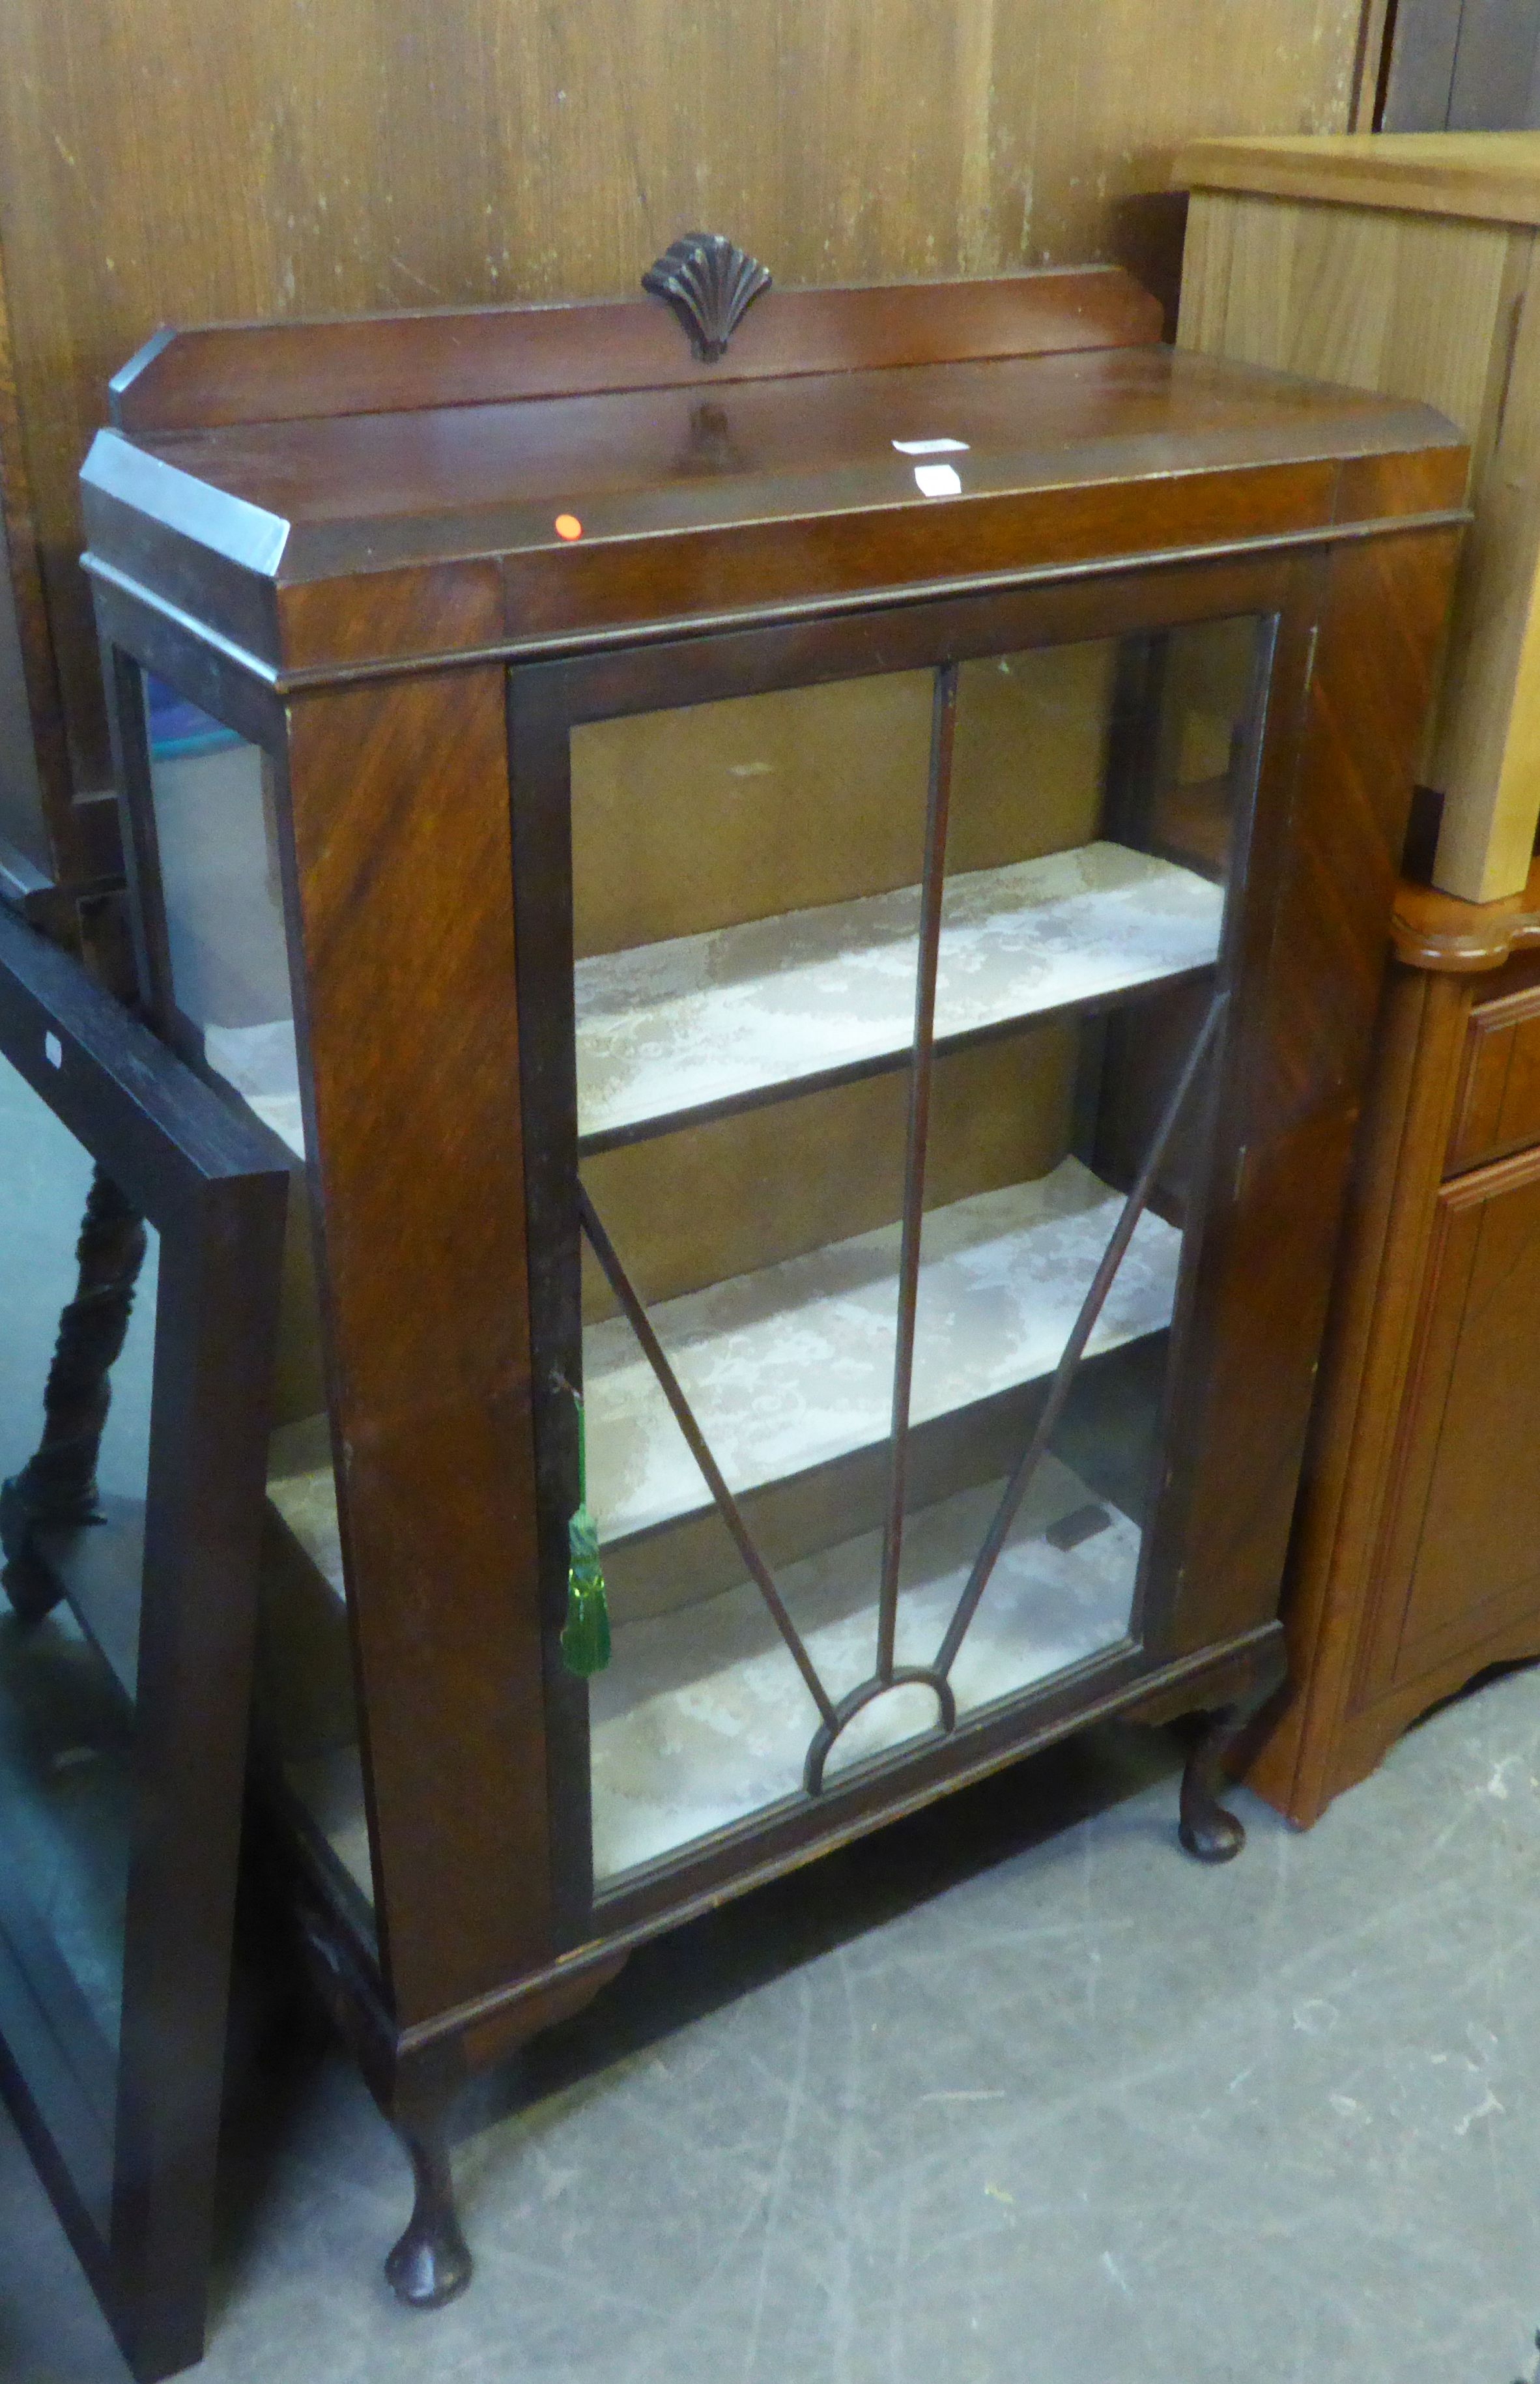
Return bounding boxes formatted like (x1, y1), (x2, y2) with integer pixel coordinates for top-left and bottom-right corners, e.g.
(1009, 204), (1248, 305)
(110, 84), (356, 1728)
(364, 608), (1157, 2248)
(1314, 1592), (1540, 1811)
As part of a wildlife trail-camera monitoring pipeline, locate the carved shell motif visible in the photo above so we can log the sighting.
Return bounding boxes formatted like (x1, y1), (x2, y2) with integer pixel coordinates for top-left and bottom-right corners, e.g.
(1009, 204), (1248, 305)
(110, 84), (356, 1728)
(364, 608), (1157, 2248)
(642, 234), (773, 362)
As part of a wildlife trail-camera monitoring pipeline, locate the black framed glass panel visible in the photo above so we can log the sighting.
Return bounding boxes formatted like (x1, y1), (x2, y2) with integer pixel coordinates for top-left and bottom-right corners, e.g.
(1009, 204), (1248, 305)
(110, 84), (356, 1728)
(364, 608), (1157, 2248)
(0, 904), (286, 2383)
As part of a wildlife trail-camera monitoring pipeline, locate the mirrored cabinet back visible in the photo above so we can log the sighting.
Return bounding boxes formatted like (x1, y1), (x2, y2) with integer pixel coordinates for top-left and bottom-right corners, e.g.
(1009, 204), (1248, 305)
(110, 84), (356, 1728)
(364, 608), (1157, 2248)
(74, 246), (1468, 2306)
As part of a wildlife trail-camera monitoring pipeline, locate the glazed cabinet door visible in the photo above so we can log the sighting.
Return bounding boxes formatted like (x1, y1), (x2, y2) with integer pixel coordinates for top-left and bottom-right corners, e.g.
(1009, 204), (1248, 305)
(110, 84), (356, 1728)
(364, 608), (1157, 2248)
(511, 569), (1301, 1915)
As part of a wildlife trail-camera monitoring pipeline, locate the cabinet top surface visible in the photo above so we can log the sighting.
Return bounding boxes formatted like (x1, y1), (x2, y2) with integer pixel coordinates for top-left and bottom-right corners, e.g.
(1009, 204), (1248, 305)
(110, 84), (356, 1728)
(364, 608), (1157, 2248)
(87, 345), (1460, 575)
(79, 272), (1468, 681)
(1173, 132), (1540, 224)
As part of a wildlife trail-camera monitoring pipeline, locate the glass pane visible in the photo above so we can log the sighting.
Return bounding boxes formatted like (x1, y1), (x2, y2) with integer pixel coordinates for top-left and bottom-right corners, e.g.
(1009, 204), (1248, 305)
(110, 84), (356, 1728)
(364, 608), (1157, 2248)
(895, 622), (1263, 1725)
(573, 676), (932, 1878)
(575, 620), (1266, 1882)
(0, 1608), (134, 2056)
(138, 672), (369, 1912)
(141, 674), (302, 1155)
(0, 1052), (158, 2111)
(257, 1409), (371, 1913)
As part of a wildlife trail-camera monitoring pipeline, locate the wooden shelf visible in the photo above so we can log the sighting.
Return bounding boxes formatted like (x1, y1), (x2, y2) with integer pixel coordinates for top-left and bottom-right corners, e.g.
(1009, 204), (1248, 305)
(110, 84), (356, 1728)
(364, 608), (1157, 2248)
(204, 1018), (306, 1158)
(590, 1452), (1139, 1879)
(586, 1156), (1182, 1548)
(577, 840), (1224, 1151)
(268, 1156), (1181, 1603)
(210, 842), (1223, 1164)
(278, 1452), (1143, 1891)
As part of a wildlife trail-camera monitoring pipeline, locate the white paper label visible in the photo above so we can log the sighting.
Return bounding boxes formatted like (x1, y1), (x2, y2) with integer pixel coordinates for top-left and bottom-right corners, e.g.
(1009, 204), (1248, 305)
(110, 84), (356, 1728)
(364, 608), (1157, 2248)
(892, 437), (970, 455)
(913, 463), (963, 498)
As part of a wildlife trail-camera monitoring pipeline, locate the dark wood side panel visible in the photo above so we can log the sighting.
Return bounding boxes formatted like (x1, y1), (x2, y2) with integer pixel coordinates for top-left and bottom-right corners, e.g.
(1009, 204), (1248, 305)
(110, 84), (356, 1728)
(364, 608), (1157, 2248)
(1171, 526), (1462, 1657)
(1257, 531), (1465, 1140)
(282, 665), (552, 2022)
(1332, 443), (1470, 524)
(278, 559), (505, 674)
(110, 270), (1164, 433)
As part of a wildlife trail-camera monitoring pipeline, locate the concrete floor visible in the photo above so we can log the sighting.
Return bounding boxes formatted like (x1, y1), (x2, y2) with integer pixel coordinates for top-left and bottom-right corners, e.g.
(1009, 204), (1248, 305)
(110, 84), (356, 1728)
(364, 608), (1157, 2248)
(5, 1667), (1540, 2384)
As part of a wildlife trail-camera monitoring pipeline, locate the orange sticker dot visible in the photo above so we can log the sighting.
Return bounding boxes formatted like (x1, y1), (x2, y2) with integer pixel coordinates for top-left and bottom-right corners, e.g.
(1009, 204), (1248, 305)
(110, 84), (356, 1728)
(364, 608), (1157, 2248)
(554, 513), (583, 541)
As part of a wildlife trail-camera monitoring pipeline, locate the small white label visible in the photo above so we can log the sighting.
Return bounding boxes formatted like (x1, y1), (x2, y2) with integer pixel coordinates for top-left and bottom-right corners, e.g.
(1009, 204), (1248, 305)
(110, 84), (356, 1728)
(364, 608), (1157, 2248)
(43, 1032), (63, 1069)
(913, 463), (963, 498)
(892, 437), (970, 455)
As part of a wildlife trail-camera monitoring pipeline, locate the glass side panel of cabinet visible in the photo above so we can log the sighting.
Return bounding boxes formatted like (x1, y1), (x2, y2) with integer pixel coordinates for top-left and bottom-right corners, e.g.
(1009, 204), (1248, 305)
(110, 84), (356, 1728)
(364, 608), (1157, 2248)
(136, 672), (370, 1916)
(570, 624), (1264, 1884)
(141, 676), (302, 1155)
(0, 1050), (157, 2125)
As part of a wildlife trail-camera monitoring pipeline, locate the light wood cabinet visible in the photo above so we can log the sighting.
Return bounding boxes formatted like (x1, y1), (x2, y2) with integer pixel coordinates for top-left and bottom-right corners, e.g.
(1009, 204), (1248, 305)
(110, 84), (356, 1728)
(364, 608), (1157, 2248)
(1174, 133), (1540, 902)
(1245, 869), (1540, 1823)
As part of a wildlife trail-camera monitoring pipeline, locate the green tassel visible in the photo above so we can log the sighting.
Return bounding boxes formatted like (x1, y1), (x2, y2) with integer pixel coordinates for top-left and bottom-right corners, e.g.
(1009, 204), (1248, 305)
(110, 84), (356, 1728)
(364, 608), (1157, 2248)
(560, 1392), (610, 1677)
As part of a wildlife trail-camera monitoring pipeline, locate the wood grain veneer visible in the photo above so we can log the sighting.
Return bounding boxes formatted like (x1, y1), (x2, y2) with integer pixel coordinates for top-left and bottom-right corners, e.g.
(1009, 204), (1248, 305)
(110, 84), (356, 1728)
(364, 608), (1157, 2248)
(1176, 132), (1540, 902)
(281, 665), (551, 2021)
(1172, 131), (1540, 222)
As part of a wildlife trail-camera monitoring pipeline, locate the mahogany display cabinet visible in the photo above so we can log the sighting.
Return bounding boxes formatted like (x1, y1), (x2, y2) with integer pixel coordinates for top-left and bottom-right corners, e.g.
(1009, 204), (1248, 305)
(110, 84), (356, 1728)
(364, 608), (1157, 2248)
(76, 244), (1466, 2304)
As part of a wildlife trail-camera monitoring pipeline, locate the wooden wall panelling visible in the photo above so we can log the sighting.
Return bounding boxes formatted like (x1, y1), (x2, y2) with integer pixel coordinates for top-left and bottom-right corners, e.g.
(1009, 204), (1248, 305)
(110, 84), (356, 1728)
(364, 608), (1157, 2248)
(0, 0), (1372, 789)
(0, 494), (46, 878)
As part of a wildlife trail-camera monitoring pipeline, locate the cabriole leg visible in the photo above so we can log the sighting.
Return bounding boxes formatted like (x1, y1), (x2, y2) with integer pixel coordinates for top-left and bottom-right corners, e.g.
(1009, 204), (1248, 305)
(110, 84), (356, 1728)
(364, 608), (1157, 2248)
(1178, 1641), (1288, 1864)
(385, 2098), (472, 2310)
